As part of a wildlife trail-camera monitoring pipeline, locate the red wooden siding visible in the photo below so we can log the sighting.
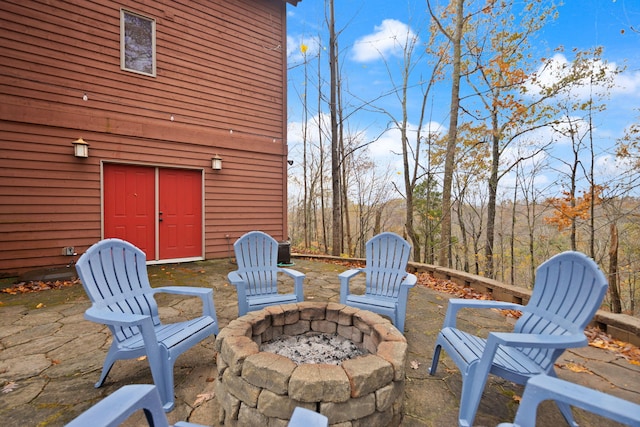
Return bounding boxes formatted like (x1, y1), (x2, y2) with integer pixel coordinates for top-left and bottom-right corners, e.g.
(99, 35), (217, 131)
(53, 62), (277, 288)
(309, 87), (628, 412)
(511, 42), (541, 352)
(0, 0), (293, 274)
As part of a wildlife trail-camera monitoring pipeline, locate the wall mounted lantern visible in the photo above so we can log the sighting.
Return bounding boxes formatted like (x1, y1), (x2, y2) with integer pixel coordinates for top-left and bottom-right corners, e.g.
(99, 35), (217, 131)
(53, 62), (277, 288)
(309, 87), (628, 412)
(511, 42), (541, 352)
(72, 138), (89, 158)
(211, 154), (222, 170)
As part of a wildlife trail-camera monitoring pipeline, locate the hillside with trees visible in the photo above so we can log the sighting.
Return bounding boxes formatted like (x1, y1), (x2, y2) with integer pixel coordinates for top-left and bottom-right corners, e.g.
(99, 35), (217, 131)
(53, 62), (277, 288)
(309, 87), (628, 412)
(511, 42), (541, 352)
(285, 0), (640, 316)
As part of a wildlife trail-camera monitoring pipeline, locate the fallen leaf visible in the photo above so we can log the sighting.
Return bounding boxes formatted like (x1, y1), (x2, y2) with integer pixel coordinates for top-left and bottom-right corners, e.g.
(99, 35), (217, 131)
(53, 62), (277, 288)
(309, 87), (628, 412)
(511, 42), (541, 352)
(410, 360), (420, 370)
(36, 303), (44, 309)
(193, 392), (215, 406)
(1, 278), (81, 294)
(137, 356), (147, 361)
(512, 395), (522, 403)
(2, 382), (17, 393)
(556, 362), (592, 374)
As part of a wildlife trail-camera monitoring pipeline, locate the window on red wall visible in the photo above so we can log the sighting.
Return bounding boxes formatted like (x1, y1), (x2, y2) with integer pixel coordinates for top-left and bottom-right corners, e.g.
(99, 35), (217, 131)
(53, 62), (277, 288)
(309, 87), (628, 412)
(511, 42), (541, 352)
(120, 9), (156, 77)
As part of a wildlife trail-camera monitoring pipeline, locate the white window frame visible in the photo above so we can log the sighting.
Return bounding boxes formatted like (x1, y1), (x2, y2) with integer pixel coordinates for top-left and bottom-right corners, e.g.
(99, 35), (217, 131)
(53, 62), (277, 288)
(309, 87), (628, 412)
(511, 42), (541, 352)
(120, 9), (156, 77)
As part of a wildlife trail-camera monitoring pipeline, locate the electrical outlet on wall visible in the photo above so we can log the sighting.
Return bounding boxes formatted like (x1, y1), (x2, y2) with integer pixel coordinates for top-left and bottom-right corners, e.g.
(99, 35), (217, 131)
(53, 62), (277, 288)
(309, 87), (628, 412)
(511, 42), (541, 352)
(62, 246), (75, 256)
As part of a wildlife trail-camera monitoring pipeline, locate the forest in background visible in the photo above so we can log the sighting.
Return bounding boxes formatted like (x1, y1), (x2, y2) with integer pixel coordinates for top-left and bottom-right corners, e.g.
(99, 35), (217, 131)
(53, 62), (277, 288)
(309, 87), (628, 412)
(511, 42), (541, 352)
(285, 0), (640, 316)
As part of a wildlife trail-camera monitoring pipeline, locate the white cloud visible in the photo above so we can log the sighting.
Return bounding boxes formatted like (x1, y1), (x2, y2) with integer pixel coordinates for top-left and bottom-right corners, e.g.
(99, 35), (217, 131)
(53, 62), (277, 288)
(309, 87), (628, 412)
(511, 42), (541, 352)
(526, 53), (640, 99)
(369, 121), (445, 160)
(351, 19), (417, 63)
(288, 116), (445, 184)
(595, 153), (635, 179)
(613, 70), (640, 96)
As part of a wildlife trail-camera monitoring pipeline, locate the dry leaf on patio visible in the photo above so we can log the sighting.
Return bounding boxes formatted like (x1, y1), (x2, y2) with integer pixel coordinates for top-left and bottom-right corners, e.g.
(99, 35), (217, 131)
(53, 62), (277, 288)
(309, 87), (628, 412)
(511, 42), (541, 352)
(556, 362), (592, 374)
(410, 360), (420, 370)
(2, 382), (17, 393)
(137, 356), (147, 361)
(1, 278), (80, 294)
(589, 340), (608, 349)
(193, 392), (215, 406)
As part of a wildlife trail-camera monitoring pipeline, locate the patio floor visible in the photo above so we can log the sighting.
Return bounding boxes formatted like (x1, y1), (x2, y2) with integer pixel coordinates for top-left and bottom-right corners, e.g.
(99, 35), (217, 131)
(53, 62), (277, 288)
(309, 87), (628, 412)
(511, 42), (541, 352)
(0, 258), (638, 426)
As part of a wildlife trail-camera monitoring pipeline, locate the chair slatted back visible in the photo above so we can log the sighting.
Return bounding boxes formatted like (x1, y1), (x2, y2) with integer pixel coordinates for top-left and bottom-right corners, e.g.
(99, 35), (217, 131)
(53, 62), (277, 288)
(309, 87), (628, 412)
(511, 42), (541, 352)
(76, 238), (160, 343)
(234, 231), (279, 296)
(364, 232), (411, 298)
(516, 251), (608, 370)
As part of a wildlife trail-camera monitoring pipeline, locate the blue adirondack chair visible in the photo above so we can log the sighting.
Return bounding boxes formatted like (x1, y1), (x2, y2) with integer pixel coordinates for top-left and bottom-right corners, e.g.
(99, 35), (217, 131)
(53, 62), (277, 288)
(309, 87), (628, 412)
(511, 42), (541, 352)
(339, 232), (417, 333)
(75, 238), (219, 411)
(228, 231), (305, 316)
(429, 251), (608, 427)
(497, 374), (640, 427)
(65, 384), (205, 427)
(289, 407), (329, 427)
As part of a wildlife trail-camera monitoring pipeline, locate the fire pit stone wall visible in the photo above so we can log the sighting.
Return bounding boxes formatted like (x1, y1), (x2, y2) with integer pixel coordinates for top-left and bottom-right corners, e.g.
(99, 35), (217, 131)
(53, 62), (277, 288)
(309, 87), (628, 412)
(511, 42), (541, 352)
(214, 301), (408, 426)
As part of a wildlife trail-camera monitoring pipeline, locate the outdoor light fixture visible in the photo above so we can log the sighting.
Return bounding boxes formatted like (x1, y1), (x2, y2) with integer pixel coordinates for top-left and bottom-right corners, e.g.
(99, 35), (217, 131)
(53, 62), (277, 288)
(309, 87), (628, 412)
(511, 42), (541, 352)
(211, 154), (222, 170)
(72, 138), (89, 158)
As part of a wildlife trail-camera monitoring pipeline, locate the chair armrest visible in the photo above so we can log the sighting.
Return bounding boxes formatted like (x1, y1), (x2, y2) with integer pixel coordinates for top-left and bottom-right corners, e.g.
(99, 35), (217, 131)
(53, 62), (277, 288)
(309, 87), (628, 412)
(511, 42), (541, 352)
(65, 384), (168, 427)
(397, 273), (418, 304)
(227, 270), (249, 315)
(154, 286), (218, 326)
(278, 267), (305, 280)
(227, 270), (244, 287)
(503, 374), (640, 427)
(466, 330), (589, 412)
(338, 268), (363, 280)
(401, 273), (417, 288)
(85, 306), (162, 354)
(443, 298), (524, 328)
(85, 306), (148, 327)
(278, 267), (305, 302)
(154, 286), (212, 297)
(489, 331), (588, 349)
(339, 269), (364, 303)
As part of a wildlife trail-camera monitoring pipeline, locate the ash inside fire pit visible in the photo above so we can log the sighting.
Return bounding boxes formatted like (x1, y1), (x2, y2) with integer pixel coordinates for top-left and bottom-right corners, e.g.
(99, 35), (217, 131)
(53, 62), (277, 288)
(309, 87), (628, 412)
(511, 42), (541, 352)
(260, 332), (365, 365)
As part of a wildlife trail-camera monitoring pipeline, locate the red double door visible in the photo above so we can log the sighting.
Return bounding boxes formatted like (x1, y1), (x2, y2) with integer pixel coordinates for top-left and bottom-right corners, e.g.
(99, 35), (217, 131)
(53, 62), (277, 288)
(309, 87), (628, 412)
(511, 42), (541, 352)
(103, 164), (203, 261)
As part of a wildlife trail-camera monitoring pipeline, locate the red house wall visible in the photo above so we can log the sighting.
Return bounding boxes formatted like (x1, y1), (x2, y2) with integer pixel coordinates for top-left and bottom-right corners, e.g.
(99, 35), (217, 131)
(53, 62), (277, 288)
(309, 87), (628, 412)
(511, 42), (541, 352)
(0, 0), (294, 274)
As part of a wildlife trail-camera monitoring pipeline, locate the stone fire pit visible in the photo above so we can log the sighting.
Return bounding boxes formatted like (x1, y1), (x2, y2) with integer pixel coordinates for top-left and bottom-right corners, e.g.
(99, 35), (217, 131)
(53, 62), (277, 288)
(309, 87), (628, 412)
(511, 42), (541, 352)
(214, 302), (408, 426)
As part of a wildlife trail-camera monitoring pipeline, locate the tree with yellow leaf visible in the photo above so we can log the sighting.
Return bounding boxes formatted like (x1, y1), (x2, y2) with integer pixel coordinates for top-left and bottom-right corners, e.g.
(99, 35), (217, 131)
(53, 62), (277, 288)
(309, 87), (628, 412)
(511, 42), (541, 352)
(544, 186), (602, 250)
(460, 0), (562, 278)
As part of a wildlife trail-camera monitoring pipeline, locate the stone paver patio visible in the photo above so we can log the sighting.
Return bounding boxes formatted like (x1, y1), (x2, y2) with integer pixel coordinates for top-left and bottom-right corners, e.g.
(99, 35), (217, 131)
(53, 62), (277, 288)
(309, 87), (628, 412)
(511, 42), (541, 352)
(0, 258), (638, 426)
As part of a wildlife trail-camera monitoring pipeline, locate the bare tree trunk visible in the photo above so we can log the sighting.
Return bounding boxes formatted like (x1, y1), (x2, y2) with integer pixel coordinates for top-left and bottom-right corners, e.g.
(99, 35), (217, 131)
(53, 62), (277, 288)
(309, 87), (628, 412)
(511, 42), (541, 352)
(339, 82), (352, 255)
(456, 201), (469, 272)
(317, 56), (328, 253)
(588, 85), (596, 259)
(328, 0), (342, 256)
(510, 175), (517, 285)
(437, 0), (463, 267)
(609, 222), (622, 313)
(485, 111), (499, 278)
(302, 53), (310, 249)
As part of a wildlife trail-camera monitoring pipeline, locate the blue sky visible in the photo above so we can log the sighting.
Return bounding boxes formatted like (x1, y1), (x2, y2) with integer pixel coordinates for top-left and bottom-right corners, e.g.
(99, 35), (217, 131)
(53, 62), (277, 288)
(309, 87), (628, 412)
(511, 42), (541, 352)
(284, 0), (640, 198)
